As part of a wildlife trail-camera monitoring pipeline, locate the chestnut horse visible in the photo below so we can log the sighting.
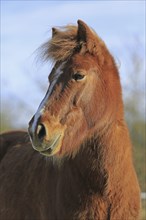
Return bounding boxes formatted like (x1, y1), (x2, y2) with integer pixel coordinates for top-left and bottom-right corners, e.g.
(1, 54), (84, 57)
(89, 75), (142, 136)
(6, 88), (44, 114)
(0, 20), (141, 220)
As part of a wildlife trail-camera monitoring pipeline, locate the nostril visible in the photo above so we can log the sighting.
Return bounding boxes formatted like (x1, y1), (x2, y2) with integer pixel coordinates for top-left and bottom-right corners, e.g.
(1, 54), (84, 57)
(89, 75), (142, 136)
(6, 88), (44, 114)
(37, 124), (46, 141)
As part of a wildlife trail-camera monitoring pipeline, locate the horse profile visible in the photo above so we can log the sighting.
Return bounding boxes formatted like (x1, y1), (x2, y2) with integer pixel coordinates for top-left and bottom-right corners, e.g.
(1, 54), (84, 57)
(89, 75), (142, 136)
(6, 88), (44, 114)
(0, 20), (141, 220)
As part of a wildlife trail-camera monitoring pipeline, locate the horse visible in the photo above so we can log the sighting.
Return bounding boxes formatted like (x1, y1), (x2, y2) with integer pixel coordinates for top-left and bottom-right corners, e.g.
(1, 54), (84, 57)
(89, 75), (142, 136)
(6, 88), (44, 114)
(0, 20), (141, 220)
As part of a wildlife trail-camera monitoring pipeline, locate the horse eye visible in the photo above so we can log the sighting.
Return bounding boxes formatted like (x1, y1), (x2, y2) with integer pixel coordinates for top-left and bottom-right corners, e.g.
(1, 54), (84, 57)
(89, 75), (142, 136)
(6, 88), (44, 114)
(72, 73), (85, 81)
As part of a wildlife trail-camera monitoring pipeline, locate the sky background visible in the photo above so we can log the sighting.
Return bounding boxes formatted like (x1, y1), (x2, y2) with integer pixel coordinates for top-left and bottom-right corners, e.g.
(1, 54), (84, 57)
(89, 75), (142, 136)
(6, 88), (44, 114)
(1, 0), (145, 128)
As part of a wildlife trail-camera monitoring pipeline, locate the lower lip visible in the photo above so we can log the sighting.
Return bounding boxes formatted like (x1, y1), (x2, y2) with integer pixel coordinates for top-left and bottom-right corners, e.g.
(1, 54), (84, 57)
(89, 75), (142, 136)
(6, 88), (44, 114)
(39, 135), (61, 156)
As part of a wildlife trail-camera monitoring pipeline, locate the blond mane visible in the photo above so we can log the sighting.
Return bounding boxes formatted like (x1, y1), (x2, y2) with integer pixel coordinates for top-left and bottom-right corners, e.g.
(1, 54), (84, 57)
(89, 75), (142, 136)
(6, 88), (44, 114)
(40, 25), (78, 62)
(39, 23), (105, 64)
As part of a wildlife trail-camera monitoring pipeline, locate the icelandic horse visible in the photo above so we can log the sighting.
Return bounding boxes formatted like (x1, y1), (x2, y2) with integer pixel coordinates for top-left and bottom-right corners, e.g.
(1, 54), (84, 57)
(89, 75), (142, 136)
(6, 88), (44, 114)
(0, 20), (141, 220)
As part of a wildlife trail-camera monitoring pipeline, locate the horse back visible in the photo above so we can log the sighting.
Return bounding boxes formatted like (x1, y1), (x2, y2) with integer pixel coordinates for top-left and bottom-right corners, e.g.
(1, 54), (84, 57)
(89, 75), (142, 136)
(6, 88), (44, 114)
(0, 130), (30, 162)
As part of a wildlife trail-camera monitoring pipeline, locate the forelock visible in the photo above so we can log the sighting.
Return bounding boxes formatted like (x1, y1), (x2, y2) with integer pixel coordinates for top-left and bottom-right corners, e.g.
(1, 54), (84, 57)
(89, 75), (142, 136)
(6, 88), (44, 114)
(40, 25), (78, 63)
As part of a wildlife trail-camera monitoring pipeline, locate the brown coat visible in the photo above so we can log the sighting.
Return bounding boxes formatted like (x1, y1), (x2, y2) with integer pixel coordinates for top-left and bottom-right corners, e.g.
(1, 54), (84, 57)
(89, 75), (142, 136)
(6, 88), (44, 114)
(0, 20), (141, 220)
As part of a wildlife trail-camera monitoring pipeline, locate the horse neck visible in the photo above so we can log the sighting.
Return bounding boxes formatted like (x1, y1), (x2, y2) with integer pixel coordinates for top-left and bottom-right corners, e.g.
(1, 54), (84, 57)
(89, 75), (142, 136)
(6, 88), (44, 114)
(66, 119), (133, 195)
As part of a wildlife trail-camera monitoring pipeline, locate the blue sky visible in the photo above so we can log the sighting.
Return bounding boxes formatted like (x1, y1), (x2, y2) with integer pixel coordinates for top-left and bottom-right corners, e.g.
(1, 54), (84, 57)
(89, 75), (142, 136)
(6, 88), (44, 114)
(1, 1), (145, 127)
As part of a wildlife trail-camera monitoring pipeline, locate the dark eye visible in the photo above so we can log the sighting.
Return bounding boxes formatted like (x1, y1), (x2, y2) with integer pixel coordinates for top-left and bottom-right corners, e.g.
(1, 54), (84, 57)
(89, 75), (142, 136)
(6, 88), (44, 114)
(72, 73), (85, 81)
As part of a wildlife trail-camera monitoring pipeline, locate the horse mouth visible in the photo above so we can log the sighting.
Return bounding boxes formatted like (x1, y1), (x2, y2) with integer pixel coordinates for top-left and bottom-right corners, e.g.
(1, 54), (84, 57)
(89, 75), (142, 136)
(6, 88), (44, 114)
(39, 135), (62, 156)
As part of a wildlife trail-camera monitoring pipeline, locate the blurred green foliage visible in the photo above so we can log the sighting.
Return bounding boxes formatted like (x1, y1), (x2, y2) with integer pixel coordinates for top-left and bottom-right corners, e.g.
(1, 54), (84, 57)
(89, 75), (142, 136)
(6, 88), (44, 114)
(124, 39), (145, 192)
(0, 110), (13, 133)
(141, 200), (146, 220)
(128, 121), (145, 192)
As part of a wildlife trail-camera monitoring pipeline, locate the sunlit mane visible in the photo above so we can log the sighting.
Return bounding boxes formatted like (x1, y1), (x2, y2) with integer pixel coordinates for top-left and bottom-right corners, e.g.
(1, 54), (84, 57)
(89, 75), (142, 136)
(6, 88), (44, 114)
(40, 24), (104, 63)
(40, 25), (78, 62)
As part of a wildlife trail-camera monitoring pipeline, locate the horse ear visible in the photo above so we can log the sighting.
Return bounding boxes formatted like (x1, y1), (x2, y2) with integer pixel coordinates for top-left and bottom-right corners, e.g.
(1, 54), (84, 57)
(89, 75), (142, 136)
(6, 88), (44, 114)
(77, 20), (104, 65)
(52, 27), (59, 38)
(77, 20), (95, 45)
(77, 20), (87, 42)
(77, 19), (98, 54)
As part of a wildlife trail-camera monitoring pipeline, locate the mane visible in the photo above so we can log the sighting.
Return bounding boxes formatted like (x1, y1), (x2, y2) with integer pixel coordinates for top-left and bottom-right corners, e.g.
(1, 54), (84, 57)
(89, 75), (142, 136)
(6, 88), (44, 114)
(40, 24), (104, 63)
(40, 25), (78, 62)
